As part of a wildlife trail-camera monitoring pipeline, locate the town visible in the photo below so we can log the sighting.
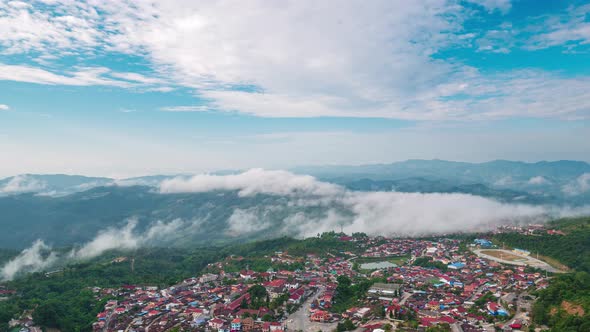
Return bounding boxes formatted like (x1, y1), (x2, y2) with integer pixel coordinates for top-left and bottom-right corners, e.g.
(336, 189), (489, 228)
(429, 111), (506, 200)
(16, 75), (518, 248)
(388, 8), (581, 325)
(59, 230), (559, 332)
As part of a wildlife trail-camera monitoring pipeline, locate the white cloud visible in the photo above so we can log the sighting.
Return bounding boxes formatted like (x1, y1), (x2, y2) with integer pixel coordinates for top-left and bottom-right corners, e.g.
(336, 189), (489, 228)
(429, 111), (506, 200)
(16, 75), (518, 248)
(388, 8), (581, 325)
(0, 104), (9, 111)
(226, 208), (273, 237)
(1, 217), (199, 279)
(160, 105), (211, 112)
(0, 1), (589, 121)
(1, 240), (57, 281)
(0, 0), (590, 120)
(528, 176), (548, 185)
(526, 4), (590, 50)
(68, 217), (196, 260)
(1, 175), (46, 194)
(467, 0), (512, 13)
(0, 63), (129, 87)
(160, 168), (342, 197)
(161, 169), (590, 237)
(494, 176), (513, 186)
(562, 173), (590, 196)
(110, 72), (165, 85)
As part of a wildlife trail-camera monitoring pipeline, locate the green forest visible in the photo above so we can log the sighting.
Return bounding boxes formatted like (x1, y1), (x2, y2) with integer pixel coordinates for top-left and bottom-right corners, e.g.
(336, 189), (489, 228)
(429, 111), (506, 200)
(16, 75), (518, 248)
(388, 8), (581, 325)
(0, 233), (362, 331)
(494, 217), (590, 331)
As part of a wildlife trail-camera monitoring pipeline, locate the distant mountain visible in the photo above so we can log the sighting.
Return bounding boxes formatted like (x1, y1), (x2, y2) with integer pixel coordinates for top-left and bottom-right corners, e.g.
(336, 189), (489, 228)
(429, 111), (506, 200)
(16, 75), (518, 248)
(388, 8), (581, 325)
(1, 160), (589, 250)
(339, 177), (552, 204)
(0, 174), (182, 197)
(0, 185), (333, 249)
(293, 159), (590, 204)
(293, 159), (590, 181)
(0, 174), (112, 196)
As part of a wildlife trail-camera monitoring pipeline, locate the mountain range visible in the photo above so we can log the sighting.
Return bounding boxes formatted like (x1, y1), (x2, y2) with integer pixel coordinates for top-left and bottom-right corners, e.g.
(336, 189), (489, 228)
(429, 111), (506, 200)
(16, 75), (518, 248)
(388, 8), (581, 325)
(1, 159), (589, 250)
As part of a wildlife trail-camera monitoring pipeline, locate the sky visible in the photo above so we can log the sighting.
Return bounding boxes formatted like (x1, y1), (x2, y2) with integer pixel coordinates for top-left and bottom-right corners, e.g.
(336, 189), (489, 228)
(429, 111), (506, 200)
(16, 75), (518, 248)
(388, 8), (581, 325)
(0, 0), (589, 178)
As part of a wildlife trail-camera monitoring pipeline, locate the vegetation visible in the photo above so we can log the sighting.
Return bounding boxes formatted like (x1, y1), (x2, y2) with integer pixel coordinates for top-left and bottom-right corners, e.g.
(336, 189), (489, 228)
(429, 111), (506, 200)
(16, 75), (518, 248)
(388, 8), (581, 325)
(413, 256), (448, 271)
(0, 233), (363, 331)
(532, 272), (590, 331)
(493, 217), (590, 272)
(332, 275), (376, 313)
(335, 319), (356, 331)
(494, 218), (590, 331)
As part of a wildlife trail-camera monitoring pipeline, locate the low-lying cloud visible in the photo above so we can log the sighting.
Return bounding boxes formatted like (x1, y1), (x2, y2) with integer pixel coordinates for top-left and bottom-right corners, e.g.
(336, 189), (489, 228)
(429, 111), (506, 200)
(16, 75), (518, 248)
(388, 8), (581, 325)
(1, 240), (57, 281)
(562, 173), (590, 196)
(161, 169), (590, 237)
(3, 169), (590, 280)
(159, 168), (342, 197)
(0, 175), (46, 194)
(1, 218), (200, 281)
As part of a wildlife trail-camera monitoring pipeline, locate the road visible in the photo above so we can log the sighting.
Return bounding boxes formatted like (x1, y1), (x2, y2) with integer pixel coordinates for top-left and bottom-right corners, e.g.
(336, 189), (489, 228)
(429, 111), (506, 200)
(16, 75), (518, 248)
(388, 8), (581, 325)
(473, 249), (563, 273)
(399, 292), (413, 305)
(286, 286), (338, 332)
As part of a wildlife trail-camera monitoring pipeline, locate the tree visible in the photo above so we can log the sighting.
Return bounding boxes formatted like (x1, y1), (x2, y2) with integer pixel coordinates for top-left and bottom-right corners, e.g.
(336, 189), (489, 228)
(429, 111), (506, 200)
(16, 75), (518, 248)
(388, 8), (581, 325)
(336, 319), (356, 332)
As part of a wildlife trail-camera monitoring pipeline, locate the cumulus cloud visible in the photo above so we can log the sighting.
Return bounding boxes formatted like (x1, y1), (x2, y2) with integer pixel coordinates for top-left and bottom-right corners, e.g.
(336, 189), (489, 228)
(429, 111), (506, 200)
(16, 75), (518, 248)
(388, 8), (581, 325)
(2, 1), (589, 120)
(0, 104), (9, 111)
(528, 176), (549, 185)
(562, 173), (590, 196)
(467, 0), (512, 13)
(0, 175), (46, 194)
(160, 169), (342, 197)
(1, 240), (57, 281)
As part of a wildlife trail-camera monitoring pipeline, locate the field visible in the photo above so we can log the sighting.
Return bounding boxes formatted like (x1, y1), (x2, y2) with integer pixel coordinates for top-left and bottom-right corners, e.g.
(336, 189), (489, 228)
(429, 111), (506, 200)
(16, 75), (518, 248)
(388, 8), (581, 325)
(474, 249), (564, 273)
(480, 250), (526, 262)
(355, 255), (409, 265)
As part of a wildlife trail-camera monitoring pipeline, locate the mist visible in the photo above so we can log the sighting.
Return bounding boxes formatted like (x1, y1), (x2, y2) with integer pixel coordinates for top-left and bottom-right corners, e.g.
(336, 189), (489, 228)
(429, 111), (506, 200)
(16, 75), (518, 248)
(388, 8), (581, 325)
(1, 240), (57, 281)
(1, 218), (199, 281)
(3, 169), (589, 280)
(161, 169), (590, 237)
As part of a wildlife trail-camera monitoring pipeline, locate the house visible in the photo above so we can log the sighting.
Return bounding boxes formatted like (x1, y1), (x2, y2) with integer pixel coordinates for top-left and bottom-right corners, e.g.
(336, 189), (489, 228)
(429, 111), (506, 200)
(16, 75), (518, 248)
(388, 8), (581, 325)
(368, 283), (402, 300)
(311, 310), (330, 322)
(474, 239), (492, 248)
(241, 317), (255, 331)
(209, 318), (225, 330)
(288, 287), (305, 304)
(231, 318), (242, 332)
(240, 270), (256, 280)
(448, 262), (466, 270)
(200, 273), (219, 283)
(264, 279), (287, 297)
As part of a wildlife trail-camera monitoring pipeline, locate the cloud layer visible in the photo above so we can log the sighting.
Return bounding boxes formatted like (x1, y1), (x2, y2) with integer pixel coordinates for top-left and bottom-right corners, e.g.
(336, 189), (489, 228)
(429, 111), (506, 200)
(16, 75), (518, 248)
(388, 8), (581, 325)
(0, 175), (46, 194)
(161, 169), (590, 237)
(1, 218), (199, 280)
(3, 168), (590, 280)
(1, 1), (590, 120)
(1, 240), (57, 280)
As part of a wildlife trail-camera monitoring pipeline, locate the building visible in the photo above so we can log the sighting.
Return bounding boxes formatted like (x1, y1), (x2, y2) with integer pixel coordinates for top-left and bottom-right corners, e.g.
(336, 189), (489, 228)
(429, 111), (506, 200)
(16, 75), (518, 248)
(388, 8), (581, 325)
(231, 318), (242, 332)
(368, 283), (403, 300)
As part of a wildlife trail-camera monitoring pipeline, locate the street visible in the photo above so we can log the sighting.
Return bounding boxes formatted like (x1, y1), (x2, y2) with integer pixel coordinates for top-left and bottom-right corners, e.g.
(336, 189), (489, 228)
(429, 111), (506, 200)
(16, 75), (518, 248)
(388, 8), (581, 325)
(286, 286), (338, 332)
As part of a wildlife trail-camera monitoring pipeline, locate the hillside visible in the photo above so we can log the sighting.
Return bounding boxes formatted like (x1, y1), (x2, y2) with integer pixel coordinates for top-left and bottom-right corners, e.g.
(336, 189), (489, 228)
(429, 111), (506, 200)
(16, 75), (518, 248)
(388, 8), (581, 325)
(295, 159), (590, 205)
(493, 218), (590, 331)
(493, 217), (590, 272)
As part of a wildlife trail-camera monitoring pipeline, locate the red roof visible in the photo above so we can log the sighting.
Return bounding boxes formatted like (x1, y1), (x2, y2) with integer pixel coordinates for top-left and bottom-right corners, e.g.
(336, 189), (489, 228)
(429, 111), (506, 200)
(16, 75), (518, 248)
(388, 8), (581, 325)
(265, 279), (286, 288)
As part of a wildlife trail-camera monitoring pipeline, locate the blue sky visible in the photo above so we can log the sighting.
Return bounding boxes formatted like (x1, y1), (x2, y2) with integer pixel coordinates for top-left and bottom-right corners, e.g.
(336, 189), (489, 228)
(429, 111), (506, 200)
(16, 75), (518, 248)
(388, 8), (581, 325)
(0, 0), (589, 177)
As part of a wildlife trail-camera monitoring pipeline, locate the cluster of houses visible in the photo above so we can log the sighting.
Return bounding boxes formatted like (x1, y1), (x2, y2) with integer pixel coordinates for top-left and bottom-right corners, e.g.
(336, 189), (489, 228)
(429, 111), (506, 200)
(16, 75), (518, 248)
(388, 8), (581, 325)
(89, 235), (550, 332)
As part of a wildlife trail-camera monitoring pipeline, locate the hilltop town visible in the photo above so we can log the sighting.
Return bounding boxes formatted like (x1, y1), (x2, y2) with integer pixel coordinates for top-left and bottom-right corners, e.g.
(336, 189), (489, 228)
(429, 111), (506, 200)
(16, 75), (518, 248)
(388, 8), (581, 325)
(68, 230), (560, 332)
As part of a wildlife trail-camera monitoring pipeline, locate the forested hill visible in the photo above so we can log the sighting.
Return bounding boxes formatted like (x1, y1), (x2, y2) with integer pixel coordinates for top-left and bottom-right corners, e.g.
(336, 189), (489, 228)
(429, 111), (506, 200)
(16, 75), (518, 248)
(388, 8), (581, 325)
(493, 217), (590, 273)
(493, 217), (590, 331)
